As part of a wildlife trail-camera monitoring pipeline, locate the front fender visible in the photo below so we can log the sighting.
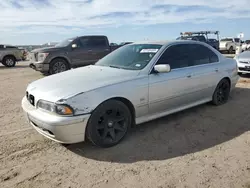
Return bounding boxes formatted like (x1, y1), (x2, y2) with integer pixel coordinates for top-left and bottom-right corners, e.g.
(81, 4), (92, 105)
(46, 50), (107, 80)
(63, 76), (149, 116)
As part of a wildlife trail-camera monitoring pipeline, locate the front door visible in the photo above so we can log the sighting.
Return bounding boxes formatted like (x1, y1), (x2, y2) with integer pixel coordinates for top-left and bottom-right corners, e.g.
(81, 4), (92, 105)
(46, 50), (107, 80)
(148, 44), (194, 115)
(68, 38), (93, 67)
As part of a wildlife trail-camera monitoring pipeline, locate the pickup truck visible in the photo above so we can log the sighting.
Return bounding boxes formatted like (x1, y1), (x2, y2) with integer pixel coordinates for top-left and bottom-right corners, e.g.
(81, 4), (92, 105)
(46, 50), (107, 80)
(29, 35), (123, 75)
(219, 37), (241, 54)
(176, 31), (220, 50)
(0, 45), (23, 67)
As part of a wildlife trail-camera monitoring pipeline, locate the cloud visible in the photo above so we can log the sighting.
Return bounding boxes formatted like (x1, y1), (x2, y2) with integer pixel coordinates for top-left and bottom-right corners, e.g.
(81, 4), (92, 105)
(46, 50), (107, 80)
(1, 0), (250, 37)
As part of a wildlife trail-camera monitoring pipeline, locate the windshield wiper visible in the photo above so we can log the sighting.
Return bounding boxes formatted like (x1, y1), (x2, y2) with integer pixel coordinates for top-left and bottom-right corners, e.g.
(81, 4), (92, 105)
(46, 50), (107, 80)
(108, 65), (122, 69)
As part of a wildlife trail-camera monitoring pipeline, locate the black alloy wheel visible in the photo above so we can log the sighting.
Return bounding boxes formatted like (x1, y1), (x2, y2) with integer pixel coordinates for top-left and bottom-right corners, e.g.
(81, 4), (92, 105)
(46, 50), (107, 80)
(86, 100), (132, 148)
(212, 79), (230, 105)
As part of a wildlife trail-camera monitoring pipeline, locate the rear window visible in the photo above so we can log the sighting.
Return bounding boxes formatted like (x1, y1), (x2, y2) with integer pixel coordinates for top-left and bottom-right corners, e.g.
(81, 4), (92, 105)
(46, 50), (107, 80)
(221, 38), (233, 42)
(80, 37), (108, 48)
(234, 38), (240, 43)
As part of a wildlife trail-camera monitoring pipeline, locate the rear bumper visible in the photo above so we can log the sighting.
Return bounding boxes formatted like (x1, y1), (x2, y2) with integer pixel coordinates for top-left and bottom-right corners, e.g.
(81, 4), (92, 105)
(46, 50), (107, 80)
(29, 62), (49, 72)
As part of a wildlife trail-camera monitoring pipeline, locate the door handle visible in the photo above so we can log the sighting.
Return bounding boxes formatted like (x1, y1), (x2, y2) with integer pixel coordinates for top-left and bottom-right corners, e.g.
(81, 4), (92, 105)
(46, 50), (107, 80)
(215, 68), (219, 72)
(187, 74), (192, 78)
(88, 50), (93, 52)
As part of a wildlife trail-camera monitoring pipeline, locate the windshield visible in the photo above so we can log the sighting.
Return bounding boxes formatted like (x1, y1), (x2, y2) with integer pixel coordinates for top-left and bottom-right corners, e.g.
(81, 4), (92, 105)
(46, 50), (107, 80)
(245, 40), (250, 44)
(55, 38), (75, 47)
(95, 44), (163, 70)
(221, 38), (233, 42)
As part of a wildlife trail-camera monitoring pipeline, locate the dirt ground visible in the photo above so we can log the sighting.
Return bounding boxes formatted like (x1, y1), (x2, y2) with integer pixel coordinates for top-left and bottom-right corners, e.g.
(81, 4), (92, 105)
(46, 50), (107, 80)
(0, 61), (249, 188)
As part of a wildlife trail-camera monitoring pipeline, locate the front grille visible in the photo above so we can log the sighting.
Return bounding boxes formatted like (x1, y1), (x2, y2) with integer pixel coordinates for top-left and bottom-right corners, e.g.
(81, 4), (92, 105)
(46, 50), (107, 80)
(26, 91), (35, 106)
(239, 67), (250, 71)
(239, 61), (249, 64)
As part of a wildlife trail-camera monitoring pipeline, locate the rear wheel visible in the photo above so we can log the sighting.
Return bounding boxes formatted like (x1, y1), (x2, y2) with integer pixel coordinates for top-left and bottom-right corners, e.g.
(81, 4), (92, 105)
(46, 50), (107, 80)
(86, 100), (132, 148)
(49, 58), (70, 75)
(3, 56), (16, 67)
(212, 79), (230, 106)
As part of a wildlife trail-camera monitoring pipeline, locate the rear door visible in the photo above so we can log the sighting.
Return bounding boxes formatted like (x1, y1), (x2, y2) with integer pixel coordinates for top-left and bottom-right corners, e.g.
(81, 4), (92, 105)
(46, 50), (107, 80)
(185, 43), (221, 101)
(148, 44), (195, 114)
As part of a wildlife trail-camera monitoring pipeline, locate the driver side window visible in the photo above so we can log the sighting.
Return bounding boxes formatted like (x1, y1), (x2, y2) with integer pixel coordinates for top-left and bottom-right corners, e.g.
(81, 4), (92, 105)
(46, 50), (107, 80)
(156, 44), (190, 69)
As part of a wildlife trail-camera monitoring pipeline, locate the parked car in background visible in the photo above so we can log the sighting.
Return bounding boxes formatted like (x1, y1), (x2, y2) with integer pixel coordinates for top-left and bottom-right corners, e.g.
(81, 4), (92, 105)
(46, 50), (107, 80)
(22, 40), (238, 147)
(242, 40), (250, 51)
(177, 31), (220, 50)
(234, 48), (250, 75)
(0, 44), (23, 67)
(110, 43), (118, 46)
(120, 42), (133, 45)
(219, 37), (241, 54)
(29, 35), (123, 75)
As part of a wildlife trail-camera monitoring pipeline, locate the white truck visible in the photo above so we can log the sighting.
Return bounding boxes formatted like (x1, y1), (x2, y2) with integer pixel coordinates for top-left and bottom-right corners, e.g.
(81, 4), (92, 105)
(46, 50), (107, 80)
(219, 37), (241, 54)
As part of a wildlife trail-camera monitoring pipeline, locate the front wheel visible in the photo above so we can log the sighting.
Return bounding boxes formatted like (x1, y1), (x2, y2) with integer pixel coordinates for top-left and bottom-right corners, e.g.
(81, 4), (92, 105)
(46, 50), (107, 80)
(86, 100), (132, 148)
(212, 79), (230, 106)
(49, 58), (70, 75)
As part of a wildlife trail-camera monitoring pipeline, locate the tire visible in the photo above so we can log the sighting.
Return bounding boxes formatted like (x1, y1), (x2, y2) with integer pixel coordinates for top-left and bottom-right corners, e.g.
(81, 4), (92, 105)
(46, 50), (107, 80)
(212, 79), (230, 106)
(2, 56), (16, 67)
(228, 46), (233, 54)
(86, 100), (132, 148)
(49, 58), (70, 75)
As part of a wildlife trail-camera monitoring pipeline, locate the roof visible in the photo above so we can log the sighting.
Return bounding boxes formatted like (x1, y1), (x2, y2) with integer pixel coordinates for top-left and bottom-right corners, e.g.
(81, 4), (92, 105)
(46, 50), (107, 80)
(132, 40), (171, 45)
(130, 40), (209, 46)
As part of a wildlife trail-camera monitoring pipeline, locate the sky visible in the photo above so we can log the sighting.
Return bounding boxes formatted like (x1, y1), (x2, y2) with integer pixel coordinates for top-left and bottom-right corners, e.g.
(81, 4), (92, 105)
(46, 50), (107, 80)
(0, 0), (250, 45)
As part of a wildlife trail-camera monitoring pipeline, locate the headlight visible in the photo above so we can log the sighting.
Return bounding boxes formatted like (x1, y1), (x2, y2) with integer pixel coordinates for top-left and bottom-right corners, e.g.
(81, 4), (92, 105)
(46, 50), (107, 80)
(37, 53), (49, 62)
(37, 100), (74, 116)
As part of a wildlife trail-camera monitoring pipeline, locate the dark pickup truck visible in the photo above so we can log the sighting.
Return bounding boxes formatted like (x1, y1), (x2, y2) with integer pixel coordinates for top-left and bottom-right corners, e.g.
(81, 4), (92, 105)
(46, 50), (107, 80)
(176, 31), (220, 50)
(29, 35), (123, 74)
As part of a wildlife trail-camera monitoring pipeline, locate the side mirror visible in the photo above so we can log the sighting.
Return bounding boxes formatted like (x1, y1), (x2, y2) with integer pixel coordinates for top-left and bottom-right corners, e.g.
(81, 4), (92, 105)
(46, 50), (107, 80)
(153, 64), (171, 73)
(72, 44), (77, 49)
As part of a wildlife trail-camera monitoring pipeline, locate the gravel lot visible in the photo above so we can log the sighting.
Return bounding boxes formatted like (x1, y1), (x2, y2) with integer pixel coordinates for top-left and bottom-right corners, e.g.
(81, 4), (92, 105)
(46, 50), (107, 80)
(0, 61), (250, 188)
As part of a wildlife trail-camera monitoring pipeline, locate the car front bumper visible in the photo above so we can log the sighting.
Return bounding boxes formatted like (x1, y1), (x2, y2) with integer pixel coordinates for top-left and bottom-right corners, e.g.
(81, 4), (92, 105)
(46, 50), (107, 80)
(29, 61), (50, 72)
(22, 97), (91, 144)
(237, 61), (250, 73)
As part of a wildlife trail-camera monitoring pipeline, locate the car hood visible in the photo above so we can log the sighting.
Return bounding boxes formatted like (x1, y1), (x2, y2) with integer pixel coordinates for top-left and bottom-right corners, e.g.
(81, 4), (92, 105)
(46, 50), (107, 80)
(31, 46), (65, 53)
(27, 65), (140, 102)
(237, 51), (250, 61)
